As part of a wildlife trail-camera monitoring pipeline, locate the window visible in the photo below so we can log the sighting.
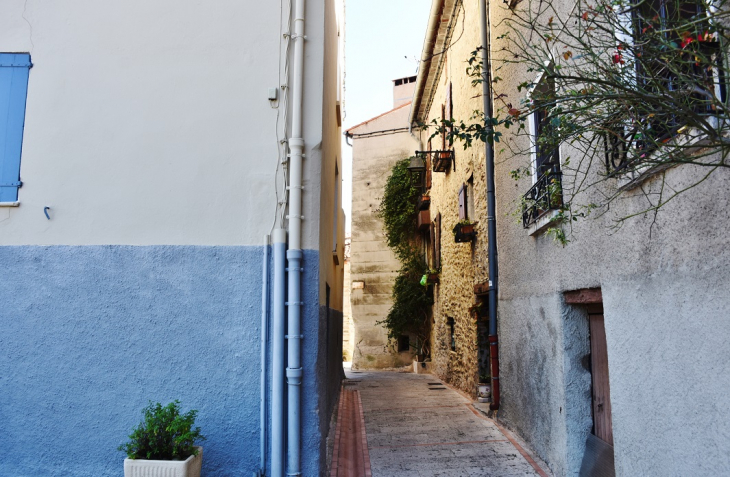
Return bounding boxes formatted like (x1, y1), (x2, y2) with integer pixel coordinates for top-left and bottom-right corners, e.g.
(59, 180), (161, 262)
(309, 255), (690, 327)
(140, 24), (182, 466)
(606, 0), (726, 173)
(447, 317), (455, 351)
(523, 71), (563, 228)
(397, 335), (410, 353)
(0, 53), (31, 204)
(634, 0), (723, 141)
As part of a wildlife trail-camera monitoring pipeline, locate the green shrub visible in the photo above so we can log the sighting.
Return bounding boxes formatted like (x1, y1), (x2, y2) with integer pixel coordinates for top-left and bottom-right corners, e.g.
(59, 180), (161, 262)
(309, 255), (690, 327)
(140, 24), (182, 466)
(118, 401), (205, 460)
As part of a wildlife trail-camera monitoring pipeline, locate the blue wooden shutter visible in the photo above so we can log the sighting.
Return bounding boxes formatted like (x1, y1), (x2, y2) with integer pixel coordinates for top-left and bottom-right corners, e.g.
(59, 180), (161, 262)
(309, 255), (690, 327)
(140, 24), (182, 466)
(0, 53), (31, 202)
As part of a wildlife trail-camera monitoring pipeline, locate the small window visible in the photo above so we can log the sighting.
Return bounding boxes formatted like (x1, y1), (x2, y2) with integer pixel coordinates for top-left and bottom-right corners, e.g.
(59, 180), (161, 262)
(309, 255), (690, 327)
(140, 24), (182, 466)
(397, 335), (410, 352)
(447, 317), (456, 351)
(0, 53), (31, 203)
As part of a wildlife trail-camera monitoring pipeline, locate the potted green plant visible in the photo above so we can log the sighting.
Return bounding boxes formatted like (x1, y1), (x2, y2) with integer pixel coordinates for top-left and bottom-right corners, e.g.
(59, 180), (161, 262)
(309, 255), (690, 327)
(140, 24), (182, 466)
(453, 219), (477, 243)
(420, 268), (440, 286)
(119, 400), (205, 477)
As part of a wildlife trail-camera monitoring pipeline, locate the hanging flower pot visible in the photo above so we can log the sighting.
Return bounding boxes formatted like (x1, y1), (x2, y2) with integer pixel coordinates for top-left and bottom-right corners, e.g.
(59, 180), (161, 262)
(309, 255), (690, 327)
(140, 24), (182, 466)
(453, 221), (477, 243)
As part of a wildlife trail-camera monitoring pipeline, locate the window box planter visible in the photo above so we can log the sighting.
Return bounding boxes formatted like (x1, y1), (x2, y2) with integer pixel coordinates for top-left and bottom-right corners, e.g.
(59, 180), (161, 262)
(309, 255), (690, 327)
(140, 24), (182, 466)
(417, 209), (431, 231)
(124, 447), (203, 477)
(432, 150), (454, 173)
(418, 194), (431, 211)
(421, 273), (439, 285)
(453, 222), (476, 243)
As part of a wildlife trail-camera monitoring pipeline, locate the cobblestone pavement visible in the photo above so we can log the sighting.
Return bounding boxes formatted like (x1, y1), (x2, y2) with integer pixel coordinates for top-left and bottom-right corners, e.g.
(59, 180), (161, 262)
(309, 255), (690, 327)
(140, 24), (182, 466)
(342, 369), (548, 477)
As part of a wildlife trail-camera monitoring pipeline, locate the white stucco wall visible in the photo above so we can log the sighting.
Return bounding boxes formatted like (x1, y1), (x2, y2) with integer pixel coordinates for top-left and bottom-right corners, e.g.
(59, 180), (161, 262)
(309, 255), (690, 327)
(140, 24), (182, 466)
(0, 0), (328, 248)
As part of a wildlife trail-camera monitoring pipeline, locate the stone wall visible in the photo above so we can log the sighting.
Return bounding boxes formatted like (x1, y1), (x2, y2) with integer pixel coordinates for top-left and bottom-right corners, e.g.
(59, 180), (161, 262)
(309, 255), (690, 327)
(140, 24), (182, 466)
(349, 104), (419, 369)
(418, 0), (489, 397)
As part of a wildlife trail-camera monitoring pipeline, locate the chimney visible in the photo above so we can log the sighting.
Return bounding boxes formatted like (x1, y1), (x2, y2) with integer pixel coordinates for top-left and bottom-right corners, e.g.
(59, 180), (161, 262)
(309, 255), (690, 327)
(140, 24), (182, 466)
(393, 75), (417, 108)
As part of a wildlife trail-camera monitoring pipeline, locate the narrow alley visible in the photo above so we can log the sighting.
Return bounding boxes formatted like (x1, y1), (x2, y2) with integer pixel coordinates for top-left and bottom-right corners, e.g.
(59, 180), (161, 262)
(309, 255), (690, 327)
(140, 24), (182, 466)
(331, 370), (550, 477)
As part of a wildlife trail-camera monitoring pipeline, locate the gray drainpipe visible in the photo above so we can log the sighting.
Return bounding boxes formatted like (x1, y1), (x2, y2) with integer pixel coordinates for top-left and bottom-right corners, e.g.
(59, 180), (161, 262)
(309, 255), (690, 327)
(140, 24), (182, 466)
(479, 0), (500, 411)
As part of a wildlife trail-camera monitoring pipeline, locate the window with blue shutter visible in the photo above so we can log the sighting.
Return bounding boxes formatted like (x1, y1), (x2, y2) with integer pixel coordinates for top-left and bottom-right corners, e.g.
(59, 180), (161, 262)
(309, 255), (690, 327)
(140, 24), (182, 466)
(0, 53), (31, 203)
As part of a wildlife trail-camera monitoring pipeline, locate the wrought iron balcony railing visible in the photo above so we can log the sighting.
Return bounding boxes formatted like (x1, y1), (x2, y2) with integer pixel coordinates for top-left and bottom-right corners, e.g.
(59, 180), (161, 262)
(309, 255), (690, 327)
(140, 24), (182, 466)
(416, 150), (455, 173)
(522, 167), (563, 228)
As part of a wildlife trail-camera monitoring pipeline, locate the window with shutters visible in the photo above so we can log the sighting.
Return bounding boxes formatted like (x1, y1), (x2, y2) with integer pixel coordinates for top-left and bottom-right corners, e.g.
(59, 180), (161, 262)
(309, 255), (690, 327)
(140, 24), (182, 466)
(0, 53), (31, 204)
(458, 183), (468, 221)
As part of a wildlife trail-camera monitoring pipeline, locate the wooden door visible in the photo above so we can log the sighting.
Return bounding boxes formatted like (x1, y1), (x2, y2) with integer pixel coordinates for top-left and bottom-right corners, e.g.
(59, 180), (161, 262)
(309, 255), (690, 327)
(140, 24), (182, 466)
(589, 312), (614, 446)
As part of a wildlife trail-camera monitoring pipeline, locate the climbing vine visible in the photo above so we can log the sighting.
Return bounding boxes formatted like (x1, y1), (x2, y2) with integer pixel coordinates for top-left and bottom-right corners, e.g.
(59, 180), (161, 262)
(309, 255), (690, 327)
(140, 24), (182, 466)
(376, 158), (432, 357)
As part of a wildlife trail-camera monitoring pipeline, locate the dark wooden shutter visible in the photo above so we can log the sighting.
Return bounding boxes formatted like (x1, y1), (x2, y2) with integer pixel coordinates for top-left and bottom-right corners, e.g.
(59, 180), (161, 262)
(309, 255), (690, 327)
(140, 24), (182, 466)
(441, 104), (446, 150)
(458, 184), (466, 220)
(435, 213), (441, 269)
(446, 82), (453, 120)
(426, 139), (432, 189)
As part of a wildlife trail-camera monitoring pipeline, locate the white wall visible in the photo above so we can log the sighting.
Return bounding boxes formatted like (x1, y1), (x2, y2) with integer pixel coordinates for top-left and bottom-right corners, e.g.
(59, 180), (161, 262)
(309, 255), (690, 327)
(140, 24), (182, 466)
(0, 0), (321, 247)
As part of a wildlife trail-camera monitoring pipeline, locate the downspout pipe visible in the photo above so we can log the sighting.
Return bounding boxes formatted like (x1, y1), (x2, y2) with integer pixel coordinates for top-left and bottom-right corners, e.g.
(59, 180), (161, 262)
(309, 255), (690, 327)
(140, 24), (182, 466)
(479, 0), (500, 411)
(272, 229), (287, 477)
(260, 235), (270, 477)
(286, 0), (306, 474)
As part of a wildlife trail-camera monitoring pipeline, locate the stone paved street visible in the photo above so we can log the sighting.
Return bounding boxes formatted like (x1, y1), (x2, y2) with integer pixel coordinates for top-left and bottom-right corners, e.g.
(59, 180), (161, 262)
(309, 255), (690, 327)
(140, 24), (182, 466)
(332, 369), (549, 477)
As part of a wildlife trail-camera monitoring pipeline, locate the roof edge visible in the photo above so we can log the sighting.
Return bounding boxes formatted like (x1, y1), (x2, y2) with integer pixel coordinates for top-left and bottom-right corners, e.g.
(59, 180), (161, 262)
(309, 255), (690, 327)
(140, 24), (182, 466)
(346, 101), (412, 133)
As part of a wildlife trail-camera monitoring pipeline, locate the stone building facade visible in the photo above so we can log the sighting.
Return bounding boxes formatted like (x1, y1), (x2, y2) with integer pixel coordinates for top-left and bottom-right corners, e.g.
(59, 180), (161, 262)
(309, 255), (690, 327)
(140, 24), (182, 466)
(411, 0), (730, 476)
(346, 78), (420, 369)
(411, 0), (491, 397)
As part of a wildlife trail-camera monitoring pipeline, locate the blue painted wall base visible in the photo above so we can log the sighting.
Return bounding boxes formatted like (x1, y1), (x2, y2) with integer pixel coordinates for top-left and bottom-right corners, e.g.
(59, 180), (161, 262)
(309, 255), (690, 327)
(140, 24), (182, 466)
(0, 245), (333, 477)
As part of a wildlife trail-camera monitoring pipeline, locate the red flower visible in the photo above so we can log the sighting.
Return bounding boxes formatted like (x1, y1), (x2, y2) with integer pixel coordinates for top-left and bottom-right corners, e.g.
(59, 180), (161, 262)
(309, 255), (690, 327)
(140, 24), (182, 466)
(612, 53), (624, 65)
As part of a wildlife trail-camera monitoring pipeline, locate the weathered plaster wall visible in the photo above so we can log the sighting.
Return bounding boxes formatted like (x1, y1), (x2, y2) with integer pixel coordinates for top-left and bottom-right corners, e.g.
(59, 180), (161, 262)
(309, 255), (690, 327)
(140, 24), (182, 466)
(349, 104), (418, 369)
(417, 0), (489, 396)
(342, 257), (355, 361)
(0, 246), (331, 476)
(317, 0), (345, 314)
(0, 0), (327, 251)
(488, 0), (730, 472)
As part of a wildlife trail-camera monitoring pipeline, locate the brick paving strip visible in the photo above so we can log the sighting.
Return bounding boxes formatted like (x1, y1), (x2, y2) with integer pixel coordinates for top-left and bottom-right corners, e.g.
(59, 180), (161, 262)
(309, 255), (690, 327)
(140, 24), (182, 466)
(331, 385), (372, 477)
(331, 370), (551, 477)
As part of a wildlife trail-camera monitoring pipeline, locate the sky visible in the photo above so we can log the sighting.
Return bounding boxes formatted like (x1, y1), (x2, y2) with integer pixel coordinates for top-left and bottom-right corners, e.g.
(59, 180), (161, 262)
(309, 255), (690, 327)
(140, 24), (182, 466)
(341, 0), (433, 235)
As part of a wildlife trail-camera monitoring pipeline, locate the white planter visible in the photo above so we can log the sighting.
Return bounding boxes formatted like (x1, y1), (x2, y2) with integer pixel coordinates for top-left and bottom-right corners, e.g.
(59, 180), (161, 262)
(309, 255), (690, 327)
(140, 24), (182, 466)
(124, 446), (203, 477)
(477, 384), (491, 403)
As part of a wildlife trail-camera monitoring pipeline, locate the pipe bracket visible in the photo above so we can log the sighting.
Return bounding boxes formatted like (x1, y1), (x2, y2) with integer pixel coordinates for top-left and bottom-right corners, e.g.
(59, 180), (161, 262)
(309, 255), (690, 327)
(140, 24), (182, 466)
(286, 267), (304, 272)
(285, 301), (304, 306)
(285, 334), (304, 339)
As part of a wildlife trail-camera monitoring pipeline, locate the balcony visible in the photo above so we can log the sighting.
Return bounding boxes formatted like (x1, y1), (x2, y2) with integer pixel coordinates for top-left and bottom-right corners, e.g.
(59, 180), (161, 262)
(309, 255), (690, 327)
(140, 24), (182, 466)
(416, 150), (454, 173)
(522, 168), (563, 228)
